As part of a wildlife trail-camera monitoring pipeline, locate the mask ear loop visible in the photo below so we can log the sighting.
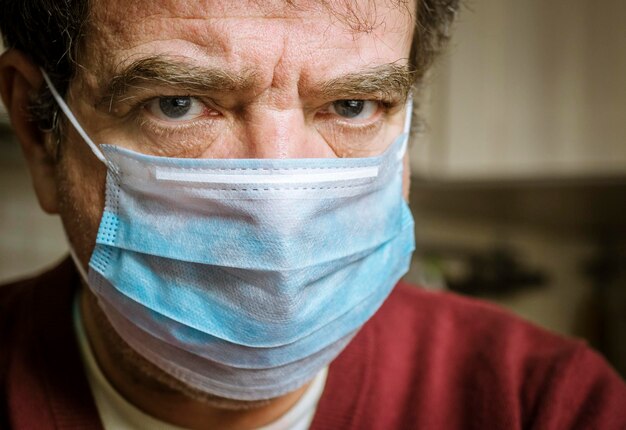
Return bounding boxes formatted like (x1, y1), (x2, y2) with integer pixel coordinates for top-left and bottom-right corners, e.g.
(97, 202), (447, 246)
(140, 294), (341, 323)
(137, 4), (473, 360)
(397, 95), (413, 161)
(42, 70), (110, 281)
(40, 69), (107, 164)
(68, 244), (90, 284)
(403, 95), (413, 136)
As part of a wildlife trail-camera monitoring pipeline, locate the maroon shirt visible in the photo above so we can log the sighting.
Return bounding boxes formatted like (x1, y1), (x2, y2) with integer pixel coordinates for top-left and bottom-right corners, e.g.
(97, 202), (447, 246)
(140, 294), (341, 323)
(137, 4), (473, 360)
(2, 258), (625, 429)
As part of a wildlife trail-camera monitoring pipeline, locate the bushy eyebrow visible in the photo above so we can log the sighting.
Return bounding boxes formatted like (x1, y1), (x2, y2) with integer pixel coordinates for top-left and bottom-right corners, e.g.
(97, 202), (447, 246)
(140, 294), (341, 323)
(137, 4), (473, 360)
(97, 56), (258, 107)
(316, 63), (416, 102)
(97, 56), (415, 108)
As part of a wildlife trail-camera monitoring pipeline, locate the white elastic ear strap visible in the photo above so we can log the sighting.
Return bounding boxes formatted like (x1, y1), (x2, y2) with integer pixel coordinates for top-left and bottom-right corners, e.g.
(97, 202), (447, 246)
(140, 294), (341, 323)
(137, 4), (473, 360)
(403, 95), (413, 136)
(68, 244), (89, 284)
(40, 69), (107, 163)
(396, 95), (413, 160)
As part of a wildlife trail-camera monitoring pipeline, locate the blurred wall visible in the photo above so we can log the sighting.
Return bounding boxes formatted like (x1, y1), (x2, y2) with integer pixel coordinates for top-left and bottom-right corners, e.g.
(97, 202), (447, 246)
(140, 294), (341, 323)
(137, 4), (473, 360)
(411, 0), (626, 179)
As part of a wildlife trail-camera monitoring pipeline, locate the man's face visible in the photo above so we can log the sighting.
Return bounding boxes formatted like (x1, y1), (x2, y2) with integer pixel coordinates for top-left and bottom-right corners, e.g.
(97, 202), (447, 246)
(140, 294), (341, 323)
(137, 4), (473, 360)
(58, 0), (415, 265)
(47, 0), (415, 405)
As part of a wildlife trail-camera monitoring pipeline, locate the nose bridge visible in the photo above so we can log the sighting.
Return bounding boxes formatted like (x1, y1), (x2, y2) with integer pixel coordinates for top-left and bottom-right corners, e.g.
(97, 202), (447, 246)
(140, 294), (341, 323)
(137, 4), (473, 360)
(242, 107), (335, 159)
(249, 108), (301, 159)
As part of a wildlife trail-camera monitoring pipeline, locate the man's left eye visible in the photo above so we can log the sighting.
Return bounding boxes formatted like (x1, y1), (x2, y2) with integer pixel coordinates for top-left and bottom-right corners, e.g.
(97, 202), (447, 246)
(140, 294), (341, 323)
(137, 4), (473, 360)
(145, 96), (205, 121)
(328, 100), (378, 121)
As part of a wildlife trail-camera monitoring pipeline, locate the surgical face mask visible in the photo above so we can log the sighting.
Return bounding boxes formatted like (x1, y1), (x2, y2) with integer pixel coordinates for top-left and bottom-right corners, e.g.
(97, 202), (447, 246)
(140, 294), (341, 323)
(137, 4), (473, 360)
(44, 71), (415, 401)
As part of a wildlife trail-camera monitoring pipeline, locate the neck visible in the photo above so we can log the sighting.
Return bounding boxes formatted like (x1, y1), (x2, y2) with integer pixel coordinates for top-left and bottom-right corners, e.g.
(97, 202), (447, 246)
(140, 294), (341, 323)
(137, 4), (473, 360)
(79, 288), (311, 430)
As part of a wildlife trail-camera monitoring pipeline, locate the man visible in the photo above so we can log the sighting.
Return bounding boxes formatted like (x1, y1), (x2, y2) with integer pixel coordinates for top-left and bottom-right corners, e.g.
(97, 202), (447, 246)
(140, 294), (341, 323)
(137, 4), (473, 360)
(0, 1), (625, 429)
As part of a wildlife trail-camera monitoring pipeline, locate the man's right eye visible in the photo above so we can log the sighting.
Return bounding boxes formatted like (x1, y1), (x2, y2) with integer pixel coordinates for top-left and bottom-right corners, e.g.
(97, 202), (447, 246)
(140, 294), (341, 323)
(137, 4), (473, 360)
(327, 100), (379, 122)
(145, 96), (206, 121)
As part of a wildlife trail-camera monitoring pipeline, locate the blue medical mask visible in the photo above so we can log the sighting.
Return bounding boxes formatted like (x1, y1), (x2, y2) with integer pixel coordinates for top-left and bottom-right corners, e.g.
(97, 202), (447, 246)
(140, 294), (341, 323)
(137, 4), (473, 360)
(44, 71), (415, 400)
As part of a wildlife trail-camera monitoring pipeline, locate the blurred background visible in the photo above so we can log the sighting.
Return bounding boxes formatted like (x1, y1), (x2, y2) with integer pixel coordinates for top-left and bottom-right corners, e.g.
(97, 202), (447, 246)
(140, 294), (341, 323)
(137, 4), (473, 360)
(0, 0), (625, 376)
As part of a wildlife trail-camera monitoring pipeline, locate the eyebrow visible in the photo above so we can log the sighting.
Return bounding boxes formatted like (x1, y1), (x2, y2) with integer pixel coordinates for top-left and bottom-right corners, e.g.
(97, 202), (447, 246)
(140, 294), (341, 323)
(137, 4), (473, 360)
(97, 56), (415, 109)
(317, 63), (416, 102)
(97, 56), (257, 108)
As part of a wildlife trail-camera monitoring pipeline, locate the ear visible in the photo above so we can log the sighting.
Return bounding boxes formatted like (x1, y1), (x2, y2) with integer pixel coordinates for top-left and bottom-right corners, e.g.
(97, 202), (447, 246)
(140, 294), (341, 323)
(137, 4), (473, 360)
(0, 49), (59, 213)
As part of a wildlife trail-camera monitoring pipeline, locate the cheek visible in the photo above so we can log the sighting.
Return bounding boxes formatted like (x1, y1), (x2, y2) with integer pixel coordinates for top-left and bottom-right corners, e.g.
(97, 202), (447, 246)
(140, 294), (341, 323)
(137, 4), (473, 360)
(55, 135), (108, 266)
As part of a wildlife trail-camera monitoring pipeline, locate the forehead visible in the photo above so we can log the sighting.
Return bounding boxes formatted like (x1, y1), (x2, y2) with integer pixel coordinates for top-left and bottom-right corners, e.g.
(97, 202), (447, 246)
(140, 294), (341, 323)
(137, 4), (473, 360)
(83, 0), (415, 87)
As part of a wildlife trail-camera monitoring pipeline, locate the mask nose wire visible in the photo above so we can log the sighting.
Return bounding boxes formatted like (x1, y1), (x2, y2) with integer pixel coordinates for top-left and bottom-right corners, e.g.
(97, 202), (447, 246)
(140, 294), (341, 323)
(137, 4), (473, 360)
(40, 69), (107, 164)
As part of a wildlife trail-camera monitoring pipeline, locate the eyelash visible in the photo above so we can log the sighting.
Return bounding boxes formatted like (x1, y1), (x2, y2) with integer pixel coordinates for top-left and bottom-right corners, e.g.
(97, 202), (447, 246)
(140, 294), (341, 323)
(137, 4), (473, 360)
(128, 96), (217, 133)
(128, 96), (399, 136)
(318, 100), (399, 138)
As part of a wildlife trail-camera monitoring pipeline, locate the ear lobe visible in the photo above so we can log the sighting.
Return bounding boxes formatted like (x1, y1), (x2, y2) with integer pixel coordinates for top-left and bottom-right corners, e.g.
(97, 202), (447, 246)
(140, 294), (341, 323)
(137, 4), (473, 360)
(0, 49), (59, 214)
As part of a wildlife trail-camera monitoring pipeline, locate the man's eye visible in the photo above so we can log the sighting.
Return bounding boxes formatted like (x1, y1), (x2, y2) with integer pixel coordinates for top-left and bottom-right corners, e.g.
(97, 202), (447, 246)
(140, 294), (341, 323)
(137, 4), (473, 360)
(328, 100), (378, 120)
(145, 96), (205, 121)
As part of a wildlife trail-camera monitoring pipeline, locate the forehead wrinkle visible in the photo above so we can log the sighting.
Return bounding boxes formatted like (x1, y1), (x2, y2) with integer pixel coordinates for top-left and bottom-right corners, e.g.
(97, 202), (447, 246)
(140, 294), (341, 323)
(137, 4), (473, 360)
(92, 0), (412, 44)
(82, 1), (416, 109)
(93, 0), (323, 30)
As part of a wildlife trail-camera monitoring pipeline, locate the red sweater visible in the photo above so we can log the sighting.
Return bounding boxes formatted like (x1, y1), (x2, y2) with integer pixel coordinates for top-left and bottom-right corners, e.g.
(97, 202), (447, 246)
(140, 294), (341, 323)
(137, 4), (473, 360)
(1, 258), (625, 429)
